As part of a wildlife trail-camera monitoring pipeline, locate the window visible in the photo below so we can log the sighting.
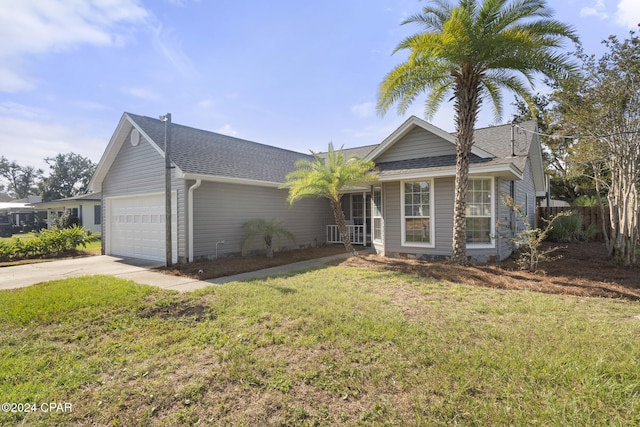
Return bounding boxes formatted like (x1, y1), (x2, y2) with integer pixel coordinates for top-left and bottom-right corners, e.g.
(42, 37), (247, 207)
(94, 205), (101, 225)
(402, 180), (433, 246)
(466, 178), (493, 245)
(372, 186), (382, 242)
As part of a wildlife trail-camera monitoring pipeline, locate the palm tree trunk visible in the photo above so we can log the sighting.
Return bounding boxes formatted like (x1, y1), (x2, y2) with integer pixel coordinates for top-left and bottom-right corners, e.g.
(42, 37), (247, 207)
(330, 199), (356, 255)
(450, 69), (481, 265)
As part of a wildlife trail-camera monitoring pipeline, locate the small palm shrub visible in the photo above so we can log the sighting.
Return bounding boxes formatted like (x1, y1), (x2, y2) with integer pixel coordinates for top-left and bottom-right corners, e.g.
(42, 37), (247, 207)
(573, 195), (601, 207)
(240, 219), (296, 258)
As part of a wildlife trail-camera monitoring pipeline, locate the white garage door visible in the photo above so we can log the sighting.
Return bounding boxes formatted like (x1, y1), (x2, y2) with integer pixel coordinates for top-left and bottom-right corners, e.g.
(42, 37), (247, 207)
(107, 194), (177, 263)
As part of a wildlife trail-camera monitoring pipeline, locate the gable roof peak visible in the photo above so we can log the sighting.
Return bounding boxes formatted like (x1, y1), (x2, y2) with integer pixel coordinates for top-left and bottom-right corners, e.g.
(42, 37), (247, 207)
(365, 115), (493, 161)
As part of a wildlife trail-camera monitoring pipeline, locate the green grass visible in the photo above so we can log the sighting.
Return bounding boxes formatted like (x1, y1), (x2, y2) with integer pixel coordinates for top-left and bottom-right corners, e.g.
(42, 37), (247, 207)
(1, 268), (639, 426)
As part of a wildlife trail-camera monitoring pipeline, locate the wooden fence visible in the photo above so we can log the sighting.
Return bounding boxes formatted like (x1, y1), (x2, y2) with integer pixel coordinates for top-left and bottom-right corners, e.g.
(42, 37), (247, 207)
(537, 206), (609, 241)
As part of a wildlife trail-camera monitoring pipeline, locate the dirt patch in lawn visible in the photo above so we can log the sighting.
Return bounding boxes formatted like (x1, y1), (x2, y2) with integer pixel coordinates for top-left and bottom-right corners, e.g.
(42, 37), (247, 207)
(157, 245), (349, 280)
(336, 242), (640, 300)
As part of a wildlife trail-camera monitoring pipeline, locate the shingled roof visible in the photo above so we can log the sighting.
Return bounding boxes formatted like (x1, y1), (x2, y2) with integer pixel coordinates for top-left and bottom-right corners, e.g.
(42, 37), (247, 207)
(128, 113), (313, 184)
(95, 113), (537, 189)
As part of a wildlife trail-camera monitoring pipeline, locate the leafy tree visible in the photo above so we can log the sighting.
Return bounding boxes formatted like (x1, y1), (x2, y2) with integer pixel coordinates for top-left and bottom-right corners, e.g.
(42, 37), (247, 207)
(552, 31), (640, 266)
(240, 218), (296, 258)
(0, 156), (43, 199)
(39, 153), (96, 201)
(283, 144), (377, 255)
(377, 0), (577, 264)
(511, 94), (589, 203)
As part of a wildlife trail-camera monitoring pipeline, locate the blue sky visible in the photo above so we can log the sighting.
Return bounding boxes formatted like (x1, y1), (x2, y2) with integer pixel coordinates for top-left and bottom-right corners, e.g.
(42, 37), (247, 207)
(1, 0), (639, 174)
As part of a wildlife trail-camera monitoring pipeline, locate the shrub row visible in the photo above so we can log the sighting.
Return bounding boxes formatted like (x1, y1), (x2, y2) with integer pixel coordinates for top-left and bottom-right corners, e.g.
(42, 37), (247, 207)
(0, 226), (98, 262)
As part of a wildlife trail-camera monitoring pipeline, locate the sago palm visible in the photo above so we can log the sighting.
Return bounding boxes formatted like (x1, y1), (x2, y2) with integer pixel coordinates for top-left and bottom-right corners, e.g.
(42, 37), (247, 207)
(377, 0), (577, 264)
(240, 218), (295, 258)
(283, 143), (377, 255)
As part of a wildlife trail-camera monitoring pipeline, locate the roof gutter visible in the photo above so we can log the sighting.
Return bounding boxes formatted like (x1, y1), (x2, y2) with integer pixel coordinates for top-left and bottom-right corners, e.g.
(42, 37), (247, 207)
(188, 178), (202, 262)
(180, 173), (282, 188)
(377, 163), (524, 182)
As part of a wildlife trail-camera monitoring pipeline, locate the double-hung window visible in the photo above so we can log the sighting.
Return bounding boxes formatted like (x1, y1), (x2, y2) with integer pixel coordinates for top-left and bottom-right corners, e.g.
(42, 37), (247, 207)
(466, 178), (494, 245)
(372, 186), (382, 242)
(402, 180), (433, 246)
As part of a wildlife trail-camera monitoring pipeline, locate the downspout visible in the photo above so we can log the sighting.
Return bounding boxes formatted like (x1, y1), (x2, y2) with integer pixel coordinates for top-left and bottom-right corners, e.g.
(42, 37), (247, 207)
(188, 179), (202, 262)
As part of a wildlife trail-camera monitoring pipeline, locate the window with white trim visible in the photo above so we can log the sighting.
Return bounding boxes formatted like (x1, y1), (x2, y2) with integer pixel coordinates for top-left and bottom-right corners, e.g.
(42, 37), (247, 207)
(402, 180), (433, 245)
(466, 178), (493, 245)
(372, 186), (382, 242)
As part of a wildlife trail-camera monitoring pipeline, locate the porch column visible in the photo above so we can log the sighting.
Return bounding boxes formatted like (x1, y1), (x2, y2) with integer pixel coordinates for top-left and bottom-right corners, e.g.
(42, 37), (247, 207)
(362, 191), (367, 246)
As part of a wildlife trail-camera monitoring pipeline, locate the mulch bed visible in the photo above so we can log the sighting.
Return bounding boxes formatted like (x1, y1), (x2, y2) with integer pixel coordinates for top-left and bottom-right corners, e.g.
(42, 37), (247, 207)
(337, 242), (640, 300)
(157, 245), (348, 280)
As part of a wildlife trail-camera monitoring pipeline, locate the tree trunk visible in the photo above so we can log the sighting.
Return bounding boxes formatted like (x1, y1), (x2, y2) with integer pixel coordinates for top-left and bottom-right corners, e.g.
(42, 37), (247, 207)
(592, 167), (610, 249)
(605, 133), (639, 267)
(450, 68), (481, 265)
(330, 198), (356, 255)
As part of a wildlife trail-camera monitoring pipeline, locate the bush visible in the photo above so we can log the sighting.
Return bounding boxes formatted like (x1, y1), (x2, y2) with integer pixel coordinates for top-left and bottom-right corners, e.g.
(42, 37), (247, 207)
(0, 226), (97, 262)
(548, 213), (596, 243)
(501, 196), (570, 272)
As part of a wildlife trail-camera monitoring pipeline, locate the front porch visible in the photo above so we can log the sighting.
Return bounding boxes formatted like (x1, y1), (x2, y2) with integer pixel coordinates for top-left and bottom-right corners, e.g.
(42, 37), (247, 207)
(326, 223), (367, 245)
(325, 191), (371, 246)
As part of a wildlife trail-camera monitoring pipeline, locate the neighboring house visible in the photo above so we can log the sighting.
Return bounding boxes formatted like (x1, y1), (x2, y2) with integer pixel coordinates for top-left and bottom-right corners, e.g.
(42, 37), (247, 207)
(90, 113), (543, 263)
(0, 195), (43, 234)
(34, 192), (102, 234)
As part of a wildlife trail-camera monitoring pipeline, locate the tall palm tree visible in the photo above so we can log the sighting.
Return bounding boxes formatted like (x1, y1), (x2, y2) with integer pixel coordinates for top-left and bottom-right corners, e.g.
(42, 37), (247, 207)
(283, 143), (377, 255)
(377, 0), (577, 264)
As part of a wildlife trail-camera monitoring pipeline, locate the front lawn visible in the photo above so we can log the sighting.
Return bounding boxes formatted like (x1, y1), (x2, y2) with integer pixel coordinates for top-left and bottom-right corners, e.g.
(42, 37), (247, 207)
(1, 268), (639, 426)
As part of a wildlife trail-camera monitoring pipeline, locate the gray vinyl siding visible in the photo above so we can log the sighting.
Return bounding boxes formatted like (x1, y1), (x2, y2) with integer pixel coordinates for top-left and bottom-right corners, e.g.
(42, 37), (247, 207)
(376, 127), (456, 163)
(517, 159), (536, 226)
(101, 132), (188, 260)
(496, 177), (515, 261)
(382, 181), (400, 254)
(102, 133), (165, 196)
(434, 177), (455, 255)
(495, 160), (536, 261)
(192, 181), (332, 258)
(175, 179), (187, 261)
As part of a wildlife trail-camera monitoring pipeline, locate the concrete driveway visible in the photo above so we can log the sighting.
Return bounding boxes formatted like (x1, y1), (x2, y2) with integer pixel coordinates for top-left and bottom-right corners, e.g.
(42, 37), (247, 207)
(1, 251), (359, 293)
(0, 256), (215, 292)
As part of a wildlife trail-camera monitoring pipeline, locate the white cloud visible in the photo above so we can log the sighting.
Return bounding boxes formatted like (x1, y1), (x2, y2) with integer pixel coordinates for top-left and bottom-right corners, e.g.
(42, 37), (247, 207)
(196, 98), (214, 109)
(0, 116), (105, 172)
(125, 86), (162, 101)
(350, 101), (376, 118)
(616, 0), (640, 28)
(0, 0), (148, 92)
(580, 0), (608, 19)
(217, 124), (238, 136)
(150, 23), (199, 79)
(167, 0), (200, 6)
(0, 66), (36, 92)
